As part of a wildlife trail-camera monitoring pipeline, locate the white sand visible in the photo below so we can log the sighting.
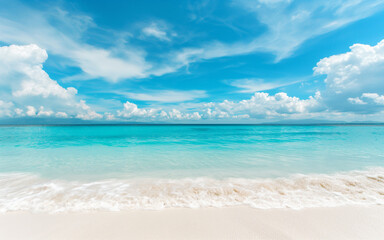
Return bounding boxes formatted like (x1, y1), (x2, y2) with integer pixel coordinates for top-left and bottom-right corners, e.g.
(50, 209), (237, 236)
(0, 206), (383, 240)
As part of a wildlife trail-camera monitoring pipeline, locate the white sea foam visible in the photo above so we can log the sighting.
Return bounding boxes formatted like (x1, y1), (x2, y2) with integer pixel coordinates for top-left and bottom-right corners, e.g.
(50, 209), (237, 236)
(0, 168), (384, 213)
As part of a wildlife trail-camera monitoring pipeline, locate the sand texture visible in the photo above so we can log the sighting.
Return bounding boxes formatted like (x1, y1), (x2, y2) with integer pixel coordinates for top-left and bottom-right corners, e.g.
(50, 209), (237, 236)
(1, 206), (384, 240)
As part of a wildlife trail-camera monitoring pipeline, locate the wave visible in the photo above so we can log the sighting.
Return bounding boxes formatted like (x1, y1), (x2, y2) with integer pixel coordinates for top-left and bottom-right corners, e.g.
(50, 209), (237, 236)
(0, 168), (384, 213)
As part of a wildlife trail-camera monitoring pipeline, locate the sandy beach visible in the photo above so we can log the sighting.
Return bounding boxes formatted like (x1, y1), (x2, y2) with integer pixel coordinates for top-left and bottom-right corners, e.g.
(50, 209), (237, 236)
(1, 206), (383, 240)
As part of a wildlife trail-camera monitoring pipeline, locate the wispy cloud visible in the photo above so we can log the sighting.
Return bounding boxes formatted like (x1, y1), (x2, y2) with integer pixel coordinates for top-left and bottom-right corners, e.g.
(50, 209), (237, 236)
(141, 22), (174, 41)
(0, 1), (151, 82)
(170, 0), (384, 69)
(229, 78), (302, 93)
(126, 90), (208, 103)
(1, 0), (382, 84)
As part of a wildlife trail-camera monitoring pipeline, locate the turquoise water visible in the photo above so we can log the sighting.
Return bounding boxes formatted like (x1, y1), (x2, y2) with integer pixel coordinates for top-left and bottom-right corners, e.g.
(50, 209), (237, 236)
(1, 125), (384, 212)
(1, 125), (384, 180)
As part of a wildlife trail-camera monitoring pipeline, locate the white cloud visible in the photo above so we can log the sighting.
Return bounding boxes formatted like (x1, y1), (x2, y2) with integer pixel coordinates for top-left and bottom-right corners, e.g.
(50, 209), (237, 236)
(348, 97), (367, 105)
(0, 44), (77, 99)
(14, 108), (23, 116)
(171, 0), (384, 69)
(0, 4), (153, 82)
(165, 109), (202, 120)
(115, 91), (323, 122)
(104, 112), (116, 121)
(126, 90), (207, 103)
(37, 106), (54, 117)
(117, 101), (201, 121)
(258, 0), (292, 4)
(0, 100), (14, 117)
(70, 48), (150, 82)
(1, 2), (384, 122)
(118, 101), (154, 119)
(74, 100), (102, 120)
(0, 43), (331, 122)
(350, 93), (384, 106)
(203, 91), (323, 119)
(2, 0), (382, 83)
(26, 106), (37, 117)
(229, 78), (301, 93)
(234, 0), (384, 60)
(142, 23), (172, 41)
(314, 39), (384, 113)
(90, 35), (384, 122)
(55, 112), (68, 118)
(0, 44), (102, 120)
(361, 93), (384, 105)
(314, 40), (384, 93)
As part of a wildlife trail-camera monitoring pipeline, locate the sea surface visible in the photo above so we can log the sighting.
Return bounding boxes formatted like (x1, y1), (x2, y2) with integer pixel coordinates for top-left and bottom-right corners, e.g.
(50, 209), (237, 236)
(0, 125), (384, 212)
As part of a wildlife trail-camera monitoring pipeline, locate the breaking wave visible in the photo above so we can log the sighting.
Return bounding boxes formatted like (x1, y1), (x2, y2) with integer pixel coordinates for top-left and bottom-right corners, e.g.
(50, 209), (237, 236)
(1, 168), (384, 213)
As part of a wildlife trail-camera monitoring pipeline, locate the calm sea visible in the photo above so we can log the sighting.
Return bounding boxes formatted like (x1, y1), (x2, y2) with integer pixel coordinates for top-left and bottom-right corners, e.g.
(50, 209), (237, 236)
(0, 125), (383, 212)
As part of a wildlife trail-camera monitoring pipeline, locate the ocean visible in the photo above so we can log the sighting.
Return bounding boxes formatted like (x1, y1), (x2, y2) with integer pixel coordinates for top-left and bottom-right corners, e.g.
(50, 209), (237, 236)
(0, 125), (383, 212)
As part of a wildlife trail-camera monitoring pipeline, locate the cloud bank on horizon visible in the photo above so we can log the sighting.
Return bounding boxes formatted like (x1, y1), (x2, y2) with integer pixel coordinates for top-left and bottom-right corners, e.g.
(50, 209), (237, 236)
(1, 0), (384, 123)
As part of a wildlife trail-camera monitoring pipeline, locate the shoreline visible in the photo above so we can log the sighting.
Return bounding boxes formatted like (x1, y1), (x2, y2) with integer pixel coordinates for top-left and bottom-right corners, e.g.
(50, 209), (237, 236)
(1, 206), (384, 240)
(2, 167), (384, 212)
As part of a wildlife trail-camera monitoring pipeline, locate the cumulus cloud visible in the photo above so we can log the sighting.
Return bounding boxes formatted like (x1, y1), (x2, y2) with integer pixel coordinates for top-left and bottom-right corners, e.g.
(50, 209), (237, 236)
(0, 43), (326, 122)
(117, 101), (201, 121)
(116, 92), (323, 122)
(26, 106), (37, 117)
(361, 93), (384, 105)
(203, 92), (323, 119)
(349, 93), (384, 106)
(314, 39), (384, 113)
(36, 106), (54, 117)
(1, 1), (384, 122)
(118, 101), (155, 119)
(0, 44), (102, 120)
(73, 100), (102, 120)
(348, 97), (367, 105)
(314, 40), (384, 93)
(4, 37), (384, 122)
(0, 44), (77, 99)
(55, 112), (68, 118)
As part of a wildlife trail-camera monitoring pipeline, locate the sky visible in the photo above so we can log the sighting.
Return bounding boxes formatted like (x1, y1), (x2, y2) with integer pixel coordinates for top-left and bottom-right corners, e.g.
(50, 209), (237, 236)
(1, 0), (384, 123)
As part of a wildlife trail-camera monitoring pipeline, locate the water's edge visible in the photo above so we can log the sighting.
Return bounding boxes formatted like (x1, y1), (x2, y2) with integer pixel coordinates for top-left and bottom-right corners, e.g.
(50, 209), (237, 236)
(1, 167), (383, 213)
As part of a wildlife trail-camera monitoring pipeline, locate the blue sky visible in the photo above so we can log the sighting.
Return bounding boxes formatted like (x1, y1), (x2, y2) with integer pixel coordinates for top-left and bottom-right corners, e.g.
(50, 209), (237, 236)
(1, 0), (384, 123)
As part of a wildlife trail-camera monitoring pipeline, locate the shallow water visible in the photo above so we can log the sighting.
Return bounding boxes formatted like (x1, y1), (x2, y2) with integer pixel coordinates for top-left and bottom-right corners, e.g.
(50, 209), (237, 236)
(1, 125), (384, 179)
(0, 125), (383, 212)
